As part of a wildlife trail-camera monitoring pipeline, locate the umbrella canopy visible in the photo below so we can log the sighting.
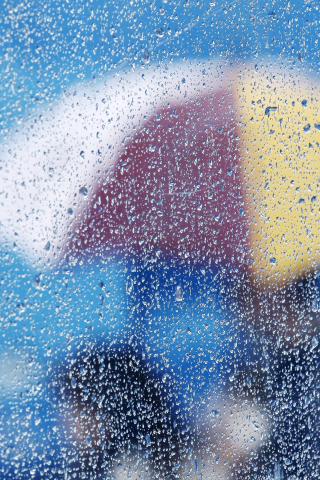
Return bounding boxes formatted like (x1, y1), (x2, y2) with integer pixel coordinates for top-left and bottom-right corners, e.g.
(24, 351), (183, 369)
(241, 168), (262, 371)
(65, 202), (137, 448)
(1, 59), (320, 286)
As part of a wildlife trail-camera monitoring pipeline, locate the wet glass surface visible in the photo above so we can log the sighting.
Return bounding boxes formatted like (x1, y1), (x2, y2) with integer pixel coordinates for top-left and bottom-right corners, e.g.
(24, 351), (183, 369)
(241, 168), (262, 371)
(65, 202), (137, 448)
(1, 1), (320, 479)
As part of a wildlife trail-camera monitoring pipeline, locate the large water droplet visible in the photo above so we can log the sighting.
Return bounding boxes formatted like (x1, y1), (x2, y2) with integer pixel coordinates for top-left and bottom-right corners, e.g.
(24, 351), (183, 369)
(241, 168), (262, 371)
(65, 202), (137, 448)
(155, 27), (164, 38)
(79, 186), (88, 196)
(311, 336), (318, 350)
(175, 285), (183, 301)
(71, 378), (77, 389)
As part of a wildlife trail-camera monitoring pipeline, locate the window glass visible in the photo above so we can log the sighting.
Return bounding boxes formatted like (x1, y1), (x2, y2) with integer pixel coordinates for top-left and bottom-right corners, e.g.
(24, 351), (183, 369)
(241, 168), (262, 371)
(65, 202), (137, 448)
(1, 1), (319, 479)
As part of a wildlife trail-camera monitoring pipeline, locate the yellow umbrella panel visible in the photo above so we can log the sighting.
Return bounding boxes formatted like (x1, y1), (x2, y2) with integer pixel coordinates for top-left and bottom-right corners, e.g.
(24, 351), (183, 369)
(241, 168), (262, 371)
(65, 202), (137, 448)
(235, 64), (320, 285)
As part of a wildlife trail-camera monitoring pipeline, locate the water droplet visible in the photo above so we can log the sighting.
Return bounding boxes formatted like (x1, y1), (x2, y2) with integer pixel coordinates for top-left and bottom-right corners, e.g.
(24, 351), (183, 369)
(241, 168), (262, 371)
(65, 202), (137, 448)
(142, 49), (150, 64)
(265, 106), (277, 116)
(162, 373), (169, 383)
(175, 285), (183, 301)
(126, 278), (133, 295)
(71, 378), (77, 389)
(304, 123), (311, 132)
(301, 99), (307, 107)
(210, 409), (220, 419)
(311, 336), (319, 350)
(149, 144), (156, 152)
(145, 434), (151, 446)
(80, 151), (85, 158)
(314, 123), (320, 130)
(298, 198), (305, 204)
(155, 27), (164, 38)
(79, 186), (88, 196)
(44, 241), (51, 251)
(34, 274), (41, 288)
(67, 208), (73, 215)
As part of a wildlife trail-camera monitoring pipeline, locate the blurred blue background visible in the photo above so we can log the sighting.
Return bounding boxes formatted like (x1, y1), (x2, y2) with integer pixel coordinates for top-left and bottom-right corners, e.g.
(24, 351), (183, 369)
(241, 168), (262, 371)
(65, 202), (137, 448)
(1, 0), (319, 135)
